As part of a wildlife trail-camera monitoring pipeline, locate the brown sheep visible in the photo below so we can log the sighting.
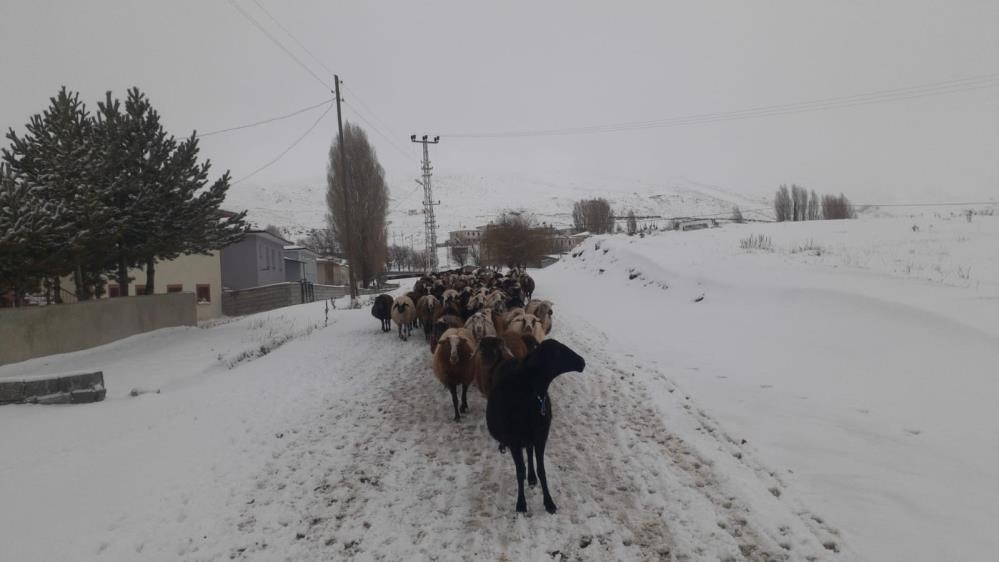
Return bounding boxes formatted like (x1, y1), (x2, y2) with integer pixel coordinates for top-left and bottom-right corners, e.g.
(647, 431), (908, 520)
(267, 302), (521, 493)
(430, 314), (464, 354)
(473, 331), (536, 399)
(391, 295), (417, 341)
(416, 295), (443, 343)
(503, 307), (525, 327)
(526, 299), (554, 335)
(506, 313), (546, 344)
(432, 328), (478, 421)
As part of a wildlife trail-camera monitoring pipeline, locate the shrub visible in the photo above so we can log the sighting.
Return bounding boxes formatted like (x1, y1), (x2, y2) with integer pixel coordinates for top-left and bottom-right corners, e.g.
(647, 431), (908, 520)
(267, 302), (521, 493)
(739, 234), (773, 251)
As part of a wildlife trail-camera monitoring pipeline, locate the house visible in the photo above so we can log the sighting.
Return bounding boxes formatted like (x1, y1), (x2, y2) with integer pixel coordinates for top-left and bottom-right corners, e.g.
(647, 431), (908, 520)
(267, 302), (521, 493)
(220, 230), (291, 290)
(316, 257), (351, 285)
(60, 251), (223, 321)
(283, 245), (317, 283)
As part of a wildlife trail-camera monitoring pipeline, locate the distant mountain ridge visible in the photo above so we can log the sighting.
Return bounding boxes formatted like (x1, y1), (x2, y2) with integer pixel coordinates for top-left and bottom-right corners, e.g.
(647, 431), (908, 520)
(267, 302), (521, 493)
(224, 173), (771, 242)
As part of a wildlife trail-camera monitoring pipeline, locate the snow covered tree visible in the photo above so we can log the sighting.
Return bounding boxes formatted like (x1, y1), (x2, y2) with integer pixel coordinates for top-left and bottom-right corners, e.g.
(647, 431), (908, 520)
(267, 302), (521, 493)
(94, 88), (246, 294)
(3, 87), (114, 299)
(0, 165), (74, 304)
(326, 123), (389, 287)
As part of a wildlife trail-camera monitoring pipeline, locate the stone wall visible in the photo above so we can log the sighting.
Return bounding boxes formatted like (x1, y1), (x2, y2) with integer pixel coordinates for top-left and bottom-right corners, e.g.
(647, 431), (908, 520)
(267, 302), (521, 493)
(0, 293), (196, 366)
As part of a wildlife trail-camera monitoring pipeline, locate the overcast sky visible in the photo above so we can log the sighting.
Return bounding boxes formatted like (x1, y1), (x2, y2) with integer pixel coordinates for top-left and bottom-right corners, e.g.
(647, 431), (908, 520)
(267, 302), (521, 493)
(2, 0), (996, 203)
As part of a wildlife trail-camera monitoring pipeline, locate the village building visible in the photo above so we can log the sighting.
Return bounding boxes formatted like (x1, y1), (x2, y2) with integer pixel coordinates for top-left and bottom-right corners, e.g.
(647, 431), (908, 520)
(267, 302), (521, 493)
(220, 230), (291, 291)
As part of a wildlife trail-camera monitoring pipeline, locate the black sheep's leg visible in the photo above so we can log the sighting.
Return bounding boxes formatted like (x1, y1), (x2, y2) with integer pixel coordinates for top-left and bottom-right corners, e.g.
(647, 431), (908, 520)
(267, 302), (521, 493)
(535, 442), (557, 514)
(460, 383), (469, 413)
(511, 447), (528, 513)
(449, 384), (461, 422)
(526, 445), (538, 486)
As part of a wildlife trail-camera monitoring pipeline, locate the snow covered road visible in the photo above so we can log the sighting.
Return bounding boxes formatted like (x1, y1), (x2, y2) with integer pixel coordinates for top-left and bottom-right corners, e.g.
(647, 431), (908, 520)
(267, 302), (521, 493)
(1, 297), (847, 561)
(202, 308), (846, 561)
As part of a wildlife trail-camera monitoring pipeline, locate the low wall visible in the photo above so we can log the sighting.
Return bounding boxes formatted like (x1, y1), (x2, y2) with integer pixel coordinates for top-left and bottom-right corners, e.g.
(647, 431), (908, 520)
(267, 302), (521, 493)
(222, 283), (396, 317)
(222, 283), (297, 316)
(0, 293), (196, 366)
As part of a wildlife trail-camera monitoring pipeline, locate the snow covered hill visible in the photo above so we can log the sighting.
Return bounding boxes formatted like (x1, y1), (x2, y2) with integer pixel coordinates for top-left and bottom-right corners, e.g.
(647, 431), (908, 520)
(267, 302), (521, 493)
(224, 173), (772, 242)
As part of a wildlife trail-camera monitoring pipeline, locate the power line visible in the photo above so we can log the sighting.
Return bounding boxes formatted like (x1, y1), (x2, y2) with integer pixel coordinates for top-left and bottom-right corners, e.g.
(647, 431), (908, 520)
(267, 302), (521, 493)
(249, 0), (336, 80)
(242, 1), (418, 167)
(197, 97), (335, 137)
(348, 105), (420, 163)
(444, 73), (999, 139)
(232, 101), (335, 185)
(226, 0), (332, 92)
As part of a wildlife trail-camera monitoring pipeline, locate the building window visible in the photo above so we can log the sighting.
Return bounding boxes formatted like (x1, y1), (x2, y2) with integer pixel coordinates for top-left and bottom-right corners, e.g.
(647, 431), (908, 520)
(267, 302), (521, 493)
(135, 284), (146, 295)
(166, 284), (183, 293)
(107, 284), (121, 297)
(196, 284), (211, 304)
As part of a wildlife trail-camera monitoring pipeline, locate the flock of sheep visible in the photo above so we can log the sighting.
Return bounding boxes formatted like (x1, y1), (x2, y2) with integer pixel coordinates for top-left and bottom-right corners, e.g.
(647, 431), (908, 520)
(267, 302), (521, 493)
(370, 268), (586, 514)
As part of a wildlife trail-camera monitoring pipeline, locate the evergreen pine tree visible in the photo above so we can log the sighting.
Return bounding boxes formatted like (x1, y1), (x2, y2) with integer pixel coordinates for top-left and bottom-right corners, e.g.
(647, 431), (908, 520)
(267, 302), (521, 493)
(3, 87), (113, 299)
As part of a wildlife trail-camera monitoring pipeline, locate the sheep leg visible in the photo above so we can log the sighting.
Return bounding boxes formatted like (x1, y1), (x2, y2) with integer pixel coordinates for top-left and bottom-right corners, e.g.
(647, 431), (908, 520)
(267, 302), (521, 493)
(526, 445), (538, 486)
(511, 447), (528, 513)
(535, 443), (557, 514)
(460, 383), (469, 413)
(448, 384), (461, 422)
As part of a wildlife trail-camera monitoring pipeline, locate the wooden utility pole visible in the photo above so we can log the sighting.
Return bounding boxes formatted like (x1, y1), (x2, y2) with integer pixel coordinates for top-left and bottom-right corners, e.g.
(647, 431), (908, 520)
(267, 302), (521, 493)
(334, 75), (359, 303)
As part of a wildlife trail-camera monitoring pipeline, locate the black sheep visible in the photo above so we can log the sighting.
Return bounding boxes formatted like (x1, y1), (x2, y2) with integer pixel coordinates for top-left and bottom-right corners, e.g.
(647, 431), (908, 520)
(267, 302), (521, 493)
(486, 339), (586, 514)
(370, 294), (393, 332)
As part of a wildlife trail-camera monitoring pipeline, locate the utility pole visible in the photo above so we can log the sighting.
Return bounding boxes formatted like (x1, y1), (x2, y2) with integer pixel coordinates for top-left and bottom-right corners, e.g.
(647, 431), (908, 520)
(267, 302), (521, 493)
(334, 75), (359, 304)
(410, 134), (440, 273)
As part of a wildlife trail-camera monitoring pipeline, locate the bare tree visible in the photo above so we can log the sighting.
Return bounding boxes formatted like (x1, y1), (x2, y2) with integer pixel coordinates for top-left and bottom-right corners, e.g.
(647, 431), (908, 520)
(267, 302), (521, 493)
(626, 210), (638, 235)
(450, 245), (469, 267)
(821, 193), (855, 220)
(774, 185), (792, 222)
(731, 206), (744, 223)
(264, 224), (286, 240)
(807, 190), (820, 221)
(791, 185), (808, 221)
(481, 212), (552, 268)
(297, 226), (338, 256)
(572, 198), (615, 234)
(326, 123), (389, 288)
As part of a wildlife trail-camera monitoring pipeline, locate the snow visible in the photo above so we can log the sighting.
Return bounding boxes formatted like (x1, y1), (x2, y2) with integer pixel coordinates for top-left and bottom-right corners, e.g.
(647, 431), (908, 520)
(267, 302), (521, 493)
(1, 209), (996, 560)
(536, 210), (999, 560)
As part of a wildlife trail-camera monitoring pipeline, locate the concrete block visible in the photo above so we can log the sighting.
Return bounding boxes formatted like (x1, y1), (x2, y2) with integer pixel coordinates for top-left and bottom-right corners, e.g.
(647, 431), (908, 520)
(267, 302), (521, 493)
(0, 381), (24, 404)
(34, 392), (72, 405)
(57, 371), (104, 393)
(70, 388), (98, 403)
(22, 378), (61, 399)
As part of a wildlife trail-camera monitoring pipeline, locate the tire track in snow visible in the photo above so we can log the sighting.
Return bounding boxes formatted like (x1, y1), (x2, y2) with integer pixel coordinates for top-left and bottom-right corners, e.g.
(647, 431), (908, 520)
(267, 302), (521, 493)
(217, 311), (846, 561)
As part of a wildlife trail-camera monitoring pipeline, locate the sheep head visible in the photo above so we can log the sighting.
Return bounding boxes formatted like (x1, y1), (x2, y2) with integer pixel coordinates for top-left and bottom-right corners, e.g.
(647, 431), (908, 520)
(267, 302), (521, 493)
(524, 339), (586, 389)
(446, 335), (462, 365)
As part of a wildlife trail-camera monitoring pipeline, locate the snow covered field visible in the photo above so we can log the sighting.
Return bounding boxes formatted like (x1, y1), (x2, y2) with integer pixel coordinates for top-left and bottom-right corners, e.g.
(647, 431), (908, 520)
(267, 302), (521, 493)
(1, 210), (996, 560)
